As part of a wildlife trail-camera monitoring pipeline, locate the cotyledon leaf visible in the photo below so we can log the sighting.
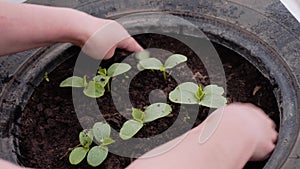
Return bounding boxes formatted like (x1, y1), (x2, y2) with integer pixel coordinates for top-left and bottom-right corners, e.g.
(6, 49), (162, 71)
(119, 120), (143, 140)
(169, 82), (199, 104)
(83, 81), (105, 98)
(87, 146), (108, 167)
(60, 76), (84, 88)
(139, 58), (163, 70)
(69, 147), (89, 165)
(107, 63), (131, 77)
(143, 103), (172, 123)
(164, 54), (187, 69)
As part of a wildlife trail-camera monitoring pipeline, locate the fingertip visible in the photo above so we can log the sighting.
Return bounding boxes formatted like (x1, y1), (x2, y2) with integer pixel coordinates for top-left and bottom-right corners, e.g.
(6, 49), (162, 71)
(127, 37), (144, 52)
(267, 143), (276, 154)
(271, 129), (278, 143)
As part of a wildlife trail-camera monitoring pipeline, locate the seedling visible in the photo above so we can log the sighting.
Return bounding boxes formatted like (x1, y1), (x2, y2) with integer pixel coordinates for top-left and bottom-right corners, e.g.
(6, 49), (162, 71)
(44, 72), (49, 82)
(119, 103), (172, 140)
(136, 51), (187, 79)
(169, 82), (227, 108)
(69, 122), (115, 167)
(68, 103), (172, 166)
(60, 63), (131, 98)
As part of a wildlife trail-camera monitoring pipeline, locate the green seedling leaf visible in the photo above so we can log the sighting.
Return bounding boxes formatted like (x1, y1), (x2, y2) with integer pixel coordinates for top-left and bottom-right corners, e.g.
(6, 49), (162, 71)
(93, 75), (110, 87)
(169, 82), (199, 104)
(136, 50), (150, 61)
(132, 108), (144, 123)
(98, 67), (107, 76)
(87, 146), (108, 167)
(139, 58), (163, 70)
(199, 94), (227, 108)
(79, 130), (93, 148)
(60, 76), (84, 87)
(200, 85), (227, 108)
(164, 54), (187, 69)
(83, 81), (104, 98)
(137, 63), (144, 71)
(144, 103), (172, 123)
(119, 119), (143, 140)
(69, 147), (89, 165)
(101, 137), (115, 146)
(203, 85), (225, 95)
(93, 122), (111, 143)
(107, 63), (131, 77)
(195, 85), (205, 100)
(44, 72), (50, 82)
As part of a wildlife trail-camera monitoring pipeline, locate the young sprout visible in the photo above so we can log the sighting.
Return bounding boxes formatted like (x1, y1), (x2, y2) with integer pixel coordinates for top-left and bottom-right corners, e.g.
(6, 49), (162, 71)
(69, 122), (115, 167)
(60, 63), (131, 98)
(44, 72), (50, 82)
(119, 103), (172, 140)
(69, 129), (93, 165)
(137, 52), (187, 79)
(95, 63), (131, 91)
(169, 82), (227, 108)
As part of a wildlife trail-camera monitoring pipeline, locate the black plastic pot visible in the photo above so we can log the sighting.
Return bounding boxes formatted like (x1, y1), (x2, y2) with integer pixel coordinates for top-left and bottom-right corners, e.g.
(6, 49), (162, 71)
(0, 0), (299, 168)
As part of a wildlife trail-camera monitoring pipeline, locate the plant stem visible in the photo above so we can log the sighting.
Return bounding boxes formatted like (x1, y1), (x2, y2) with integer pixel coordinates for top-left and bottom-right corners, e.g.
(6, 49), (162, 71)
(59, 144), (81, 160)
(107, 81), (110, 92)
(163, 71), (167, 80)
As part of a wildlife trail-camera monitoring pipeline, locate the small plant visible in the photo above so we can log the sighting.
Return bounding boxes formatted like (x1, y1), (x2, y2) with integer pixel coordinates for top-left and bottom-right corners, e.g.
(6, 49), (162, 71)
(169, 82), (227, 108)
(136, 51), (187, 79)
(69, 122), (115, 167)
(60, 63), (131, 98)
(44, 72), (50, 82)
(68, 103), (171, 166)
(119, 103), (172, 140)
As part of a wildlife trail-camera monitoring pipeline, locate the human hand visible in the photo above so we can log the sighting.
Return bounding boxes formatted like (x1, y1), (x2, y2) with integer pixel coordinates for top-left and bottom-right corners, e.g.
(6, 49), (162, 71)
(224, 103), (278, 161)
(78, 18), (143, 60)
(127, 103), (278, 169)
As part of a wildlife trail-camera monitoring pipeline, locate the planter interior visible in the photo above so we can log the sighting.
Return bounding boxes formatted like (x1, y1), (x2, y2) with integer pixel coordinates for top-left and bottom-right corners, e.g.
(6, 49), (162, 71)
(0, 33), (283, 169)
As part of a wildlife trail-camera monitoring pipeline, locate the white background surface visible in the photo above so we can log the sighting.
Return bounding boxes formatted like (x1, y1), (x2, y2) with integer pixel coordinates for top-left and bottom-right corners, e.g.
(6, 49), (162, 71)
(281, 0), (300, 22)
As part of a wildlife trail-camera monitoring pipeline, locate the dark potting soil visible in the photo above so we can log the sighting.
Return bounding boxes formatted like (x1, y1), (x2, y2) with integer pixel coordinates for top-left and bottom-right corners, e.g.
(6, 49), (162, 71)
(18, 34), (279, 169)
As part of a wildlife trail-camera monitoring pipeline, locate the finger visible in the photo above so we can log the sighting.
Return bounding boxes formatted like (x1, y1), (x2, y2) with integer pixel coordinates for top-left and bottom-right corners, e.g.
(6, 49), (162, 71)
(103, 46), (117, 60)
(271, 129), (278, 143)
(118, 37), (144, 52)
(260, 147), (273, 161)
(270, 119), (276, 129)
(103, 38), (143, 59)
(251, 143), (275, 161)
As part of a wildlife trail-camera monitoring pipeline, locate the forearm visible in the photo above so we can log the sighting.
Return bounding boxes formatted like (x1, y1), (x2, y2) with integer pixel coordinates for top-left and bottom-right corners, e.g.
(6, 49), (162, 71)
(0, 1), (102, 56)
